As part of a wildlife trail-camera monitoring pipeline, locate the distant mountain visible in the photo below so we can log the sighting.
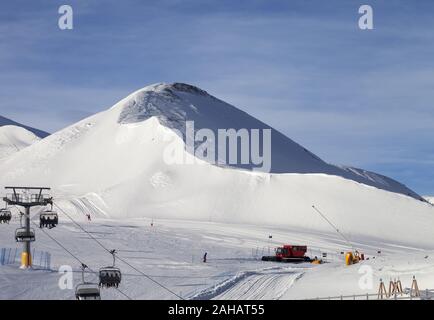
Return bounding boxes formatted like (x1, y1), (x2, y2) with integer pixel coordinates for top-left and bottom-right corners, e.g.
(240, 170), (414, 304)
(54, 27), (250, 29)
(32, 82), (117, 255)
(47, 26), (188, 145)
(0, 115), (49, 138)
(1, 83), (433, 249)
(424, 196), (434, 205)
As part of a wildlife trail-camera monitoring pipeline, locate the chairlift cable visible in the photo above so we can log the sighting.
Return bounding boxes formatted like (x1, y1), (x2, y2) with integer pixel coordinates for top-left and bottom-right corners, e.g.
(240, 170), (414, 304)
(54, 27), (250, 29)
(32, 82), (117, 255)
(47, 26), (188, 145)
(53, 202), (185, 300)
(31, 220), (133, 300)
(31, 220), (85, 265)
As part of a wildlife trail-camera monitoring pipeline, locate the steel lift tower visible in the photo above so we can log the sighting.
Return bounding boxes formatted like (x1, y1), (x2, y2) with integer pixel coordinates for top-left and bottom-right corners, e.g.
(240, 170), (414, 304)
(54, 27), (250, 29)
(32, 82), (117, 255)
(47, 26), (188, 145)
(3, 187), (52, 268)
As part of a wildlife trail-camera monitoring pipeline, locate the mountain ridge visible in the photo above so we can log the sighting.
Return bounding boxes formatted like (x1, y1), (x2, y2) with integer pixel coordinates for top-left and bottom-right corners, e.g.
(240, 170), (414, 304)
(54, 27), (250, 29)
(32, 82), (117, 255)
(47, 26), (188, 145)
(0, 125), (40, 161)
(0, 115), (50, 138)
(111, 82), (423, 201)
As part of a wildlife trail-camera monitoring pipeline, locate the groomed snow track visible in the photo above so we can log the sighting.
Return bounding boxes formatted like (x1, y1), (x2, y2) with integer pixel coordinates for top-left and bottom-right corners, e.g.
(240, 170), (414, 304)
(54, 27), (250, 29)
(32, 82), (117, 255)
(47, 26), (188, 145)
(190, 266), (304, 300)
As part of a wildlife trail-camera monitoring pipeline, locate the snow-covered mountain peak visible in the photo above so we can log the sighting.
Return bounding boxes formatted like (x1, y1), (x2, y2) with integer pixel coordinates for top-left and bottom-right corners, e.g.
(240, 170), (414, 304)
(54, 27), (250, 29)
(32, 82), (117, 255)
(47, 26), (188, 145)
(105, 82), (424, 200)
(134, 82), (210, 96)
(116, 82), (215, 125)
(424, 196), (434, 205)
(118, 83), (188, 125)
(0, 83), (425, 202)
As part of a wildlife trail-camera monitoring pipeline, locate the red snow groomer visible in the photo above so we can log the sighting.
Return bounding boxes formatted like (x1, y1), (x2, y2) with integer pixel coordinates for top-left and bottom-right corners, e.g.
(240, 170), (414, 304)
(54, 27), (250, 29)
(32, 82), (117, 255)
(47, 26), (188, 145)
(262, 245), (312, 263)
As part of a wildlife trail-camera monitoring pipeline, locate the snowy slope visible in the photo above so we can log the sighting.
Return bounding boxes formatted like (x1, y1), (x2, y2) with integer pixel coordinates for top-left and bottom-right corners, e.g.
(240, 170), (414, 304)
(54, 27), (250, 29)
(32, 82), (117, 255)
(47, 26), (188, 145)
(1, 216), (433, 300)
(424, 197), (434, 205)
(0, 84), (433, 300)
(116, 83), (422, 200)
(0, 125), (40, 161)
(0, 83), (421, 197)
(339, 165), (421, 200)
(0, 83), (433, 251)
(0, 115), (49, 138)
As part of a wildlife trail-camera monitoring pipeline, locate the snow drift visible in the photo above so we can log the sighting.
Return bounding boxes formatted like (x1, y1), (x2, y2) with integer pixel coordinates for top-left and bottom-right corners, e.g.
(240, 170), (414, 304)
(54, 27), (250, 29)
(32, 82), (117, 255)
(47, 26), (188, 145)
(0, 83), (432, 249)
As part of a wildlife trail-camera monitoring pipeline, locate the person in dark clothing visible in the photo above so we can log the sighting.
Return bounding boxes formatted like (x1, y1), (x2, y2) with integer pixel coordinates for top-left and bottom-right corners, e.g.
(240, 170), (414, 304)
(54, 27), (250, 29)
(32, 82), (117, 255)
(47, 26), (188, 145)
(203, 252), (207, 263)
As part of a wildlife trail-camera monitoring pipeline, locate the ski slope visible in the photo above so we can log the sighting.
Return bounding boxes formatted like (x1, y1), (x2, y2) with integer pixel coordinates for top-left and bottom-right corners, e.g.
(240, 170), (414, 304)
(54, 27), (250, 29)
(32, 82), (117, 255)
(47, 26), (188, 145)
(1, 209), (434, 300)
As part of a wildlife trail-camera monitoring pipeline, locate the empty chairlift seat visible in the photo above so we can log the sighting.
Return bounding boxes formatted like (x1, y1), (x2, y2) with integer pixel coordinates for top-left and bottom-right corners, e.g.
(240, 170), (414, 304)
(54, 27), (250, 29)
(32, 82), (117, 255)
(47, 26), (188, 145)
(0, 209), (12, 224)
(76, 264), (101, 300)
(15, 228), (35, 242)
(39, 210), (58, 228)
(75, 283), (101, 300)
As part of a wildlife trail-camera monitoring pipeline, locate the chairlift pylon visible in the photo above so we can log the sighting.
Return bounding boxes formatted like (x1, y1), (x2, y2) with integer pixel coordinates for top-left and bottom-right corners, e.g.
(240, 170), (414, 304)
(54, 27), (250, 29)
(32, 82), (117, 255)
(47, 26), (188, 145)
(3, 186), (53, 269)
(75, 264), (101, 300)
(99, 249), (122, 289)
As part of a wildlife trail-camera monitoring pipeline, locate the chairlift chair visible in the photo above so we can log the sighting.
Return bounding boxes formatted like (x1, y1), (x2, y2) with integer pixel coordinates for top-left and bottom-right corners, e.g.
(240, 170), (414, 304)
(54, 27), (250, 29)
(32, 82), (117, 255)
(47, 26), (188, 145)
(99, 249), (122, 288)
(0, 209), (12, 224)
(15, 227), (35, 242)
(39, 207), (58, 229)
(75, 283), (101, 300)
(75, 264), (101, 300)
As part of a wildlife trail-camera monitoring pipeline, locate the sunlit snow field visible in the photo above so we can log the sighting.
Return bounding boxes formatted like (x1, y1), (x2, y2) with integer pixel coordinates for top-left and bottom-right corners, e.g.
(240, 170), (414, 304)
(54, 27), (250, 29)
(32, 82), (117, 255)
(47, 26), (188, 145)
(1, 209), (434, 300)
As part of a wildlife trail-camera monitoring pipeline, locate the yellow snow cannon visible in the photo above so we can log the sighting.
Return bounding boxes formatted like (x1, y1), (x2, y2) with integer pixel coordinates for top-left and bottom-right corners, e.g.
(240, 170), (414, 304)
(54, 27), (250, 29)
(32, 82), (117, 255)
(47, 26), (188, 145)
(345, 251), (363, 265)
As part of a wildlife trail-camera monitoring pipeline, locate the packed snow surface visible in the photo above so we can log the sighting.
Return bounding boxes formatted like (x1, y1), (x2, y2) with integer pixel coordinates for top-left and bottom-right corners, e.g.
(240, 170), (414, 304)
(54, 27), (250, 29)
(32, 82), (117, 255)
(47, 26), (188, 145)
(1, 212), (433, 300)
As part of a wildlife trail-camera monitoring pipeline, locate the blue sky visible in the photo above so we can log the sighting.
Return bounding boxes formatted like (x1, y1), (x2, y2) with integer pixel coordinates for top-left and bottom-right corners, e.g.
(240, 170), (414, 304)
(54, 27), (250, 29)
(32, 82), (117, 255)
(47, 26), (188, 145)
(1, 0), (433, 194)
